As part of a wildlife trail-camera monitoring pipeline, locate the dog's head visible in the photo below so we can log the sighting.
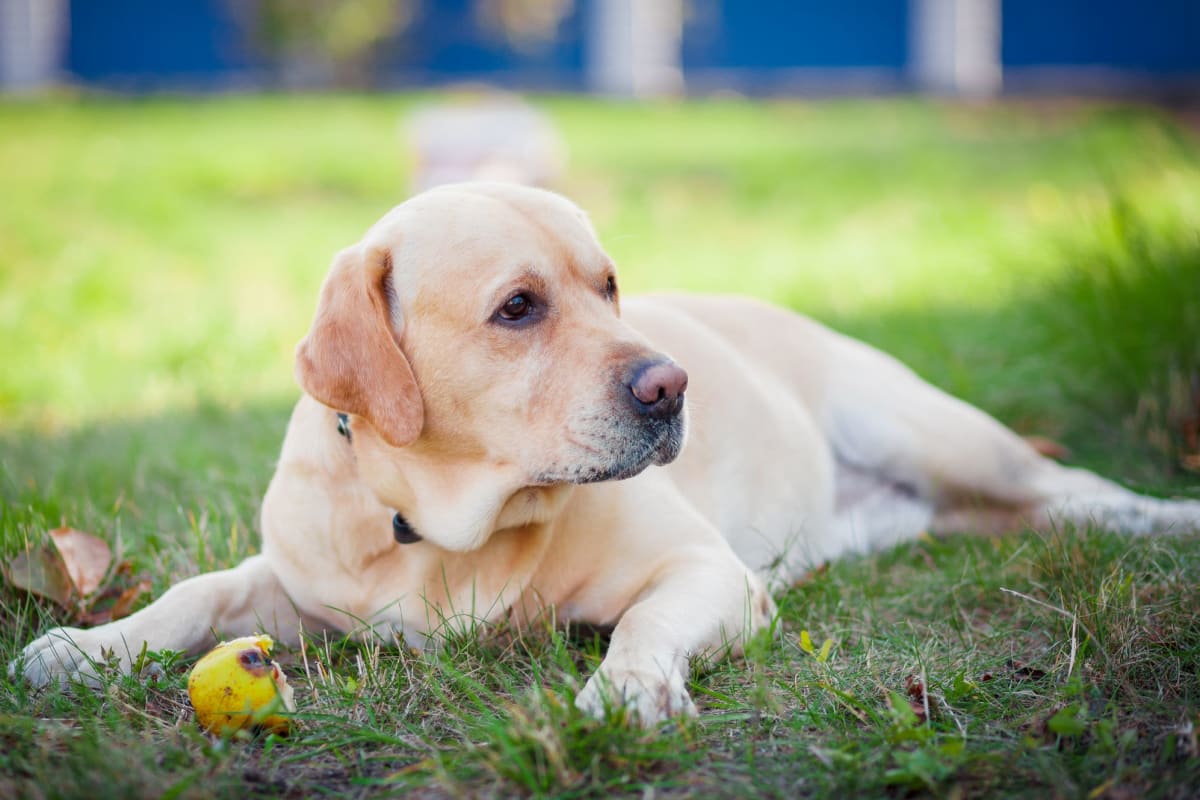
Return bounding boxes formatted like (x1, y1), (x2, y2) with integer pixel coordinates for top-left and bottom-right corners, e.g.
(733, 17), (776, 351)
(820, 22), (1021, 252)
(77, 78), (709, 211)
(296, 182), (687, 492)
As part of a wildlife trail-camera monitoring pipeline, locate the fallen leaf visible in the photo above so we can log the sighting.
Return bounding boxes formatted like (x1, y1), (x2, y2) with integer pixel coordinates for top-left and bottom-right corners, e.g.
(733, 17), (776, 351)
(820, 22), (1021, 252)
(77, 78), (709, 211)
(1023, 435), (1071, 460)
(791, 561), (829, 588)
(1007, 659), (1048, 682)
(903, 674), (935, 723)
(4, 546), (75, 607)
(48, 527), (112, 597)
(109, 579), (150, 619)
(3, 528), (150, 626)
(79, 578), (152, 626)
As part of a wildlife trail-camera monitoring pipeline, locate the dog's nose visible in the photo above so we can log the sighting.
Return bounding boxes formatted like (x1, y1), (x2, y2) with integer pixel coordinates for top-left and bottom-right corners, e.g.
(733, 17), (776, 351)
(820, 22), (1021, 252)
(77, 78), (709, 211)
(629, 360), (688, 419)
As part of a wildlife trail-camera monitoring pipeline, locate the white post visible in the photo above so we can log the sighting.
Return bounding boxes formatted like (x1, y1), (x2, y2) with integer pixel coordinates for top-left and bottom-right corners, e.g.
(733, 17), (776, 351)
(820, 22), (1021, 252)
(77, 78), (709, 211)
(587, 0), (683, 98)
(0, 0), (67, 92)
(910, 0), (1001, 97)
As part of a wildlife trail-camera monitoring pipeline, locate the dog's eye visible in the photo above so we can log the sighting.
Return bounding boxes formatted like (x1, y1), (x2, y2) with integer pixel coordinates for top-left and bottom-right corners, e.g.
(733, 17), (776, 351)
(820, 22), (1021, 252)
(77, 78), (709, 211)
(605, 275), (617, 300)
(498, 293), (533, 322)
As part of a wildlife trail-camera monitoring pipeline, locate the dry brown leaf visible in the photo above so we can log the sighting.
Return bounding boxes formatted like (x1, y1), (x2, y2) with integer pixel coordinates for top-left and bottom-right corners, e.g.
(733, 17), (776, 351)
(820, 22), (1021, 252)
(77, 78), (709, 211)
(1006, 658), (1048, 682)
(3, 528), (130, 624)
(903, 674), (935, 723)
(4, 546), (75, 607)
(1023, 435), (1071, 461)
(790, 560), (829, 588)
(48, 527), (112, 597)
(79, 578), (152, 626)
(110, 579), (150, 619)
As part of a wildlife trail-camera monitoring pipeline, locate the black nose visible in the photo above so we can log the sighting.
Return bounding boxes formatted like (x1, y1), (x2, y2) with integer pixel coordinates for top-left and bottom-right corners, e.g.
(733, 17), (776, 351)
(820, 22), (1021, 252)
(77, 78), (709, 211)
(628, 360), (688, 420)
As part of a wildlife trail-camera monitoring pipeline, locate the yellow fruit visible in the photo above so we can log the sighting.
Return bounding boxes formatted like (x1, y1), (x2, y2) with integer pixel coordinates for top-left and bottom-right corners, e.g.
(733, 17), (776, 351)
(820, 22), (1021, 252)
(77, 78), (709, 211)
(187, 634), (296, 736)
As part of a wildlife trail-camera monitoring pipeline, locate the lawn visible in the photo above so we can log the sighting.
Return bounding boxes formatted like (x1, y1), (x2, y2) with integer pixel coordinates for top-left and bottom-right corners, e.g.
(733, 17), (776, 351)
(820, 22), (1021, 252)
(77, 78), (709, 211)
(2, 95), (1199, 798)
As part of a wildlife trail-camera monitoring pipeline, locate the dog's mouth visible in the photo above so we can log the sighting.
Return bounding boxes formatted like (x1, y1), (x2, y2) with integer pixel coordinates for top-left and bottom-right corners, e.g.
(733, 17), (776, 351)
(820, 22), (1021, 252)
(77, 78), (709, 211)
(534, 413), (686, 486)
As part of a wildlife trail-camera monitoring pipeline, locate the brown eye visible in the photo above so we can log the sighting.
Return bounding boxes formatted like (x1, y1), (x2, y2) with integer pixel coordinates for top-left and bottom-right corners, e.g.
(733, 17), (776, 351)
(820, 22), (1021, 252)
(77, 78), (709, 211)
(498, 293), (532, 321)
(605, 275), (617, 299)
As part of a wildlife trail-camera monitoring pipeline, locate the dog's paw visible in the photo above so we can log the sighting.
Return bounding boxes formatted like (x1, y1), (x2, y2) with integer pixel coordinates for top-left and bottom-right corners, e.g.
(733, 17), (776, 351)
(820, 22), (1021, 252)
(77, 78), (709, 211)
(575, 664), (697, 726)
(10, 626), (130, 689)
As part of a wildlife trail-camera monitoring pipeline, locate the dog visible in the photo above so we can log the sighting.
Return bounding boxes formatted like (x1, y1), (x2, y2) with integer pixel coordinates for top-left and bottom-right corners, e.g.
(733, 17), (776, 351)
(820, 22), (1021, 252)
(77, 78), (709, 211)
(14, 182), (1200, 724)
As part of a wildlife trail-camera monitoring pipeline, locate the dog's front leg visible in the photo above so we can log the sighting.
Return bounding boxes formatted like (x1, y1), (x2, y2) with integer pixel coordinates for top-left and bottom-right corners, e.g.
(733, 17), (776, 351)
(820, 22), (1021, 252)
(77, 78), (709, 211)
(11, 554), (305, 688)
(574, 546), (773, 726)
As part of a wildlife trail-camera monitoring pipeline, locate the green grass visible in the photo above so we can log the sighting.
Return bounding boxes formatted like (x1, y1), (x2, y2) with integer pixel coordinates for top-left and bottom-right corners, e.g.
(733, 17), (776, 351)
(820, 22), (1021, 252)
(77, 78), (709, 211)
(2, 95), (1200, 798)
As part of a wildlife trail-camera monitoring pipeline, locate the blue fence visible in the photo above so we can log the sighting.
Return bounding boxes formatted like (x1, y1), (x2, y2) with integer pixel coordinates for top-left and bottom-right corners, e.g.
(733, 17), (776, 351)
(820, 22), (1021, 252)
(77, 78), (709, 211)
(68, 0), (255, 88)
(63, 0), (1200, 90)
(1003, 0), (1199, 73)
(683, 0), (908, 71)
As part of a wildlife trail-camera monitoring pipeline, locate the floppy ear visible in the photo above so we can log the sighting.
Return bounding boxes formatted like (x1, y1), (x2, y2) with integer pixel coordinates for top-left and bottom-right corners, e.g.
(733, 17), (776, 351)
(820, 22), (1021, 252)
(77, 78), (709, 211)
(295, 244), (424, 447)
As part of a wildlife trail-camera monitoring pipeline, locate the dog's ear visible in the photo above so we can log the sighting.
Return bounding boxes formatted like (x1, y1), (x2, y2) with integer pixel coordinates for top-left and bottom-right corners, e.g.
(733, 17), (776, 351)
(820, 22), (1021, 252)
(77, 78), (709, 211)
(295, 244), (424, 447)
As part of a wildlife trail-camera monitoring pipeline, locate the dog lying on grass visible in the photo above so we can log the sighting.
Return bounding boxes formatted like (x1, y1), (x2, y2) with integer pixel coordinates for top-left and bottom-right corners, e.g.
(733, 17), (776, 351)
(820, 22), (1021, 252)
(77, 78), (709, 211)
(14, 183), (1200, 724)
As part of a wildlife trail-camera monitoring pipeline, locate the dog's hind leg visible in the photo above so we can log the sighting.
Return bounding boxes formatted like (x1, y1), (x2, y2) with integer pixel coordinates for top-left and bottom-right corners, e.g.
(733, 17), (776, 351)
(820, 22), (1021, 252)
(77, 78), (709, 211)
(1009, 463), (1200, 536)
(823, 336), (1200, 539)
(880, 389), (1200, 537)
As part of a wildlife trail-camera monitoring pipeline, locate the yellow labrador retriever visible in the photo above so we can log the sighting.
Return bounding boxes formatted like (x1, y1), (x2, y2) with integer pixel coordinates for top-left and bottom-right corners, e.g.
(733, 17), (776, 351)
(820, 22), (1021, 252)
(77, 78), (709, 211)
(15, 182), (1200, 724)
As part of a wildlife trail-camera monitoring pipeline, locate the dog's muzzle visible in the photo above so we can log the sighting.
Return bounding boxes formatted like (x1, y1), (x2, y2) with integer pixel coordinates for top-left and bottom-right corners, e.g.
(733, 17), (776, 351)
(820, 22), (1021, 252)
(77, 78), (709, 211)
(532, 358), (689, 486)
(572, 359), (688, 483)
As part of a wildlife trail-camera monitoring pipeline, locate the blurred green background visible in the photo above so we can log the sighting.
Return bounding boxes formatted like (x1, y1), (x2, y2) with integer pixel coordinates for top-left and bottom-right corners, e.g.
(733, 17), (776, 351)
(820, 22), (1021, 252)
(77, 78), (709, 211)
(2, 97), (1198, 477)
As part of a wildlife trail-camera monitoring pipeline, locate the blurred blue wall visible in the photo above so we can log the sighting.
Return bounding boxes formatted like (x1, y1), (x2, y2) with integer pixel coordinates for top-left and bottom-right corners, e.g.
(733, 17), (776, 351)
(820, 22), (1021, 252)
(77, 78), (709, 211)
(62, 0), (1200, 91)
(381, 0), (585, 87)
(683, 1), (908, 70)
(1003, 0), (1200, 73)
(67, 0), (254, 88)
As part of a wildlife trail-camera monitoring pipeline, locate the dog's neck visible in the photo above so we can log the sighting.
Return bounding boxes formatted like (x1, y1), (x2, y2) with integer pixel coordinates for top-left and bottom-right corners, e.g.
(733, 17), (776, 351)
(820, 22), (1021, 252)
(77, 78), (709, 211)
(353, 429), (573, 552)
